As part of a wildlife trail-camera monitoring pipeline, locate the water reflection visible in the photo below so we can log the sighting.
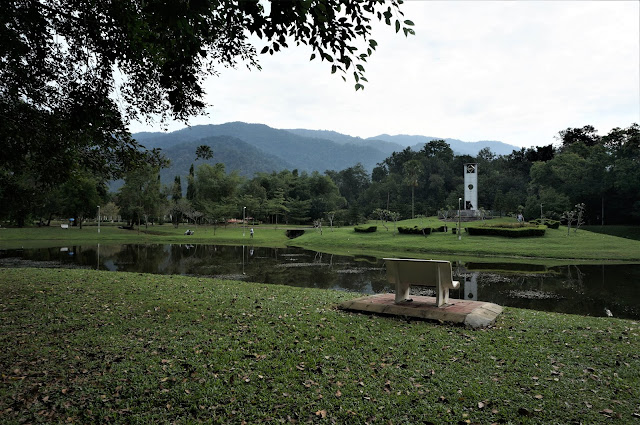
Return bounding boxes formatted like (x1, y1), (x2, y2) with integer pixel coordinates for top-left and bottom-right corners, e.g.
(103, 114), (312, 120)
(1, 244), (639, 320)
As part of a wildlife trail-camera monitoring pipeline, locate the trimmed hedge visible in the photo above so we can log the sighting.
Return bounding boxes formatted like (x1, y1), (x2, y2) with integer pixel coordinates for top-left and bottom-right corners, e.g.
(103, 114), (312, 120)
(546, 220), (560, 230)
(432, 225), (448, 233)
(354, 225), (377, 233)
(285, 229), (305, 239)
(529, 219), (560, 229)
(466, 224), (546, 237)
(397, 226), (432, 235)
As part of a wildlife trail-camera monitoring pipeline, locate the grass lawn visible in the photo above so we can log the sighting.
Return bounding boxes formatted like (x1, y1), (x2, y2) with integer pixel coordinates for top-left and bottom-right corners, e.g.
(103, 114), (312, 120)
(582, 225), (640, 242)
(2, 218), (640, 264)
(291, 218), (640, 263)
(1, 268), (639, 424)
(0, 223), (292, 250)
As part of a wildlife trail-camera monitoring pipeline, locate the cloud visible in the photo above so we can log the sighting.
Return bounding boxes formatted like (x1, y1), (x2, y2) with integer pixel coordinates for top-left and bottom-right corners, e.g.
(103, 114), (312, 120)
(129, 1), (639, 149)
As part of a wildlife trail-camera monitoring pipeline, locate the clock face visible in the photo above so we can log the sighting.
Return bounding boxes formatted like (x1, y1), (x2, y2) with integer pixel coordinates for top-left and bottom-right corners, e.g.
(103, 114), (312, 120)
(466, 164), (476, 174)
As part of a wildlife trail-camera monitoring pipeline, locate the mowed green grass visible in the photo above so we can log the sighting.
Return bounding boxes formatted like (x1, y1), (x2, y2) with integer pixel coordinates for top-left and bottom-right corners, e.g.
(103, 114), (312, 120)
(1, 268), (638, 424)
(0, 223), (291, 250)
(2, 218), (640, 263)
(291, 218), (640, 263)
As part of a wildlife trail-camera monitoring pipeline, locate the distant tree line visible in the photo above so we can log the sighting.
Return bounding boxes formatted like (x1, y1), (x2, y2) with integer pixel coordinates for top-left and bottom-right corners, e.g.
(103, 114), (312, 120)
(1, 124), (637, 227)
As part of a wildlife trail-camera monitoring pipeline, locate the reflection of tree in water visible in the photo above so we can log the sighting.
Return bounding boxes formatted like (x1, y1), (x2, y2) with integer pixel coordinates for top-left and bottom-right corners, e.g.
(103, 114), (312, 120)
(564, 265), (585, 292)
(111, 244), (170, 274)
(97, 244), (125, 258)
(5, 245), (640, 319)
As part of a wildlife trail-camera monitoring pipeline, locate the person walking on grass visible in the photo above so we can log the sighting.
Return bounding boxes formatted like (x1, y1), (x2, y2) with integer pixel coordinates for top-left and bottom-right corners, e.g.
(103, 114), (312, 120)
(250, 228), (254, 238)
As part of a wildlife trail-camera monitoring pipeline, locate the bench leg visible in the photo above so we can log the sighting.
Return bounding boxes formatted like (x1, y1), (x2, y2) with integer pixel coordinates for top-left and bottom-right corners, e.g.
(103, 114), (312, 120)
(436, 284), (449, 307)
(395, 282), (412, 303)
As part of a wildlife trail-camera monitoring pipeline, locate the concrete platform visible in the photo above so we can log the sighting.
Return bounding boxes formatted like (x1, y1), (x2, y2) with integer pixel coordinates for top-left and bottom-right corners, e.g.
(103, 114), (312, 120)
(339, 294), (503, 328)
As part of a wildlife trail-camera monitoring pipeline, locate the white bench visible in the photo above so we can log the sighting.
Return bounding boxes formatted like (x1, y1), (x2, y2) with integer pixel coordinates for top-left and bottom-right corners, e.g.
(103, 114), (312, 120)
(60, 224), (69, 229)
(384, 258), (460, 307)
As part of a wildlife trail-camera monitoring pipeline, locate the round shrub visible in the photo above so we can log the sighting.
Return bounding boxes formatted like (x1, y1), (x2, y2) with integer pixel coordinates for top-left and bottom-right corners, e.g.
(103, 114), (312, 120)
(354, 225), (377, 233)
(398, 226), (431, 235)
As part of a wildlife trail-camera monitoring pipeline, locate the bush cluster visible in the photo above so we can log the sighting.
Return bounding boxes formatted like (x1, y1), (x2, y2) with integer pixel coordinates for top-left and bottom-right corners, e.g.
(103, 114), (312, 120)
(354, 225), (377, 233)
(466, 225), (546, 237)
(285, 229), (305, 239)
(529, 219), (560, 229)
(481, 222), (538, 229)
(397, 226), (431, 235)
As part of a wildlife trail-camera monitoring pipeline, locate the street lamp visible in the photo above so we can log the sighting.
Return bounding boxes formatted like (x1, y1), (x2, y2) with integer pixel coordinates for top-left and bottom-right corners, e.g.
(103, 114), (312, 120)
(243, 206), (246, 237)
(540, 203), (544, 225)
(458, 197), (462, 240)
(97, 205), (100, 233)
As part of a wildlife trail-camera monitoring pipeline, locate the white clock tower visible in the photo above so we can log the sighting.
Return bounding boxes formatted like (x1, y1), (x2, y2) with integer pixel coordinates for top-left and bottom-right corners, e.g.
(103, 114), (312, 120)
(464, 163), (478, 211)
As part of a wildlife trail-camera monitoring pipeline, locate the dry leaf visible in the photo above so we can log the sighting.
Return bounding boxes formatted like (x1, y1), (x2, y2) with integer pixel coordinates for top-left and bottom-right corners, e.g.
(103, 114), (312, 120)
(315, 409), (327, 419)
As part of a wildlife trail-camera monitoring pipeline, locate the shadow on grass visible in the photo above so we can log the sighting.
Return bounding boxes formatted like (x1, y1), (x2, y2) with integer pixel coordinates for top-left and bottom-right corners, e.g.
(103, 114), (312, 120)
(583, 225), (640, 241)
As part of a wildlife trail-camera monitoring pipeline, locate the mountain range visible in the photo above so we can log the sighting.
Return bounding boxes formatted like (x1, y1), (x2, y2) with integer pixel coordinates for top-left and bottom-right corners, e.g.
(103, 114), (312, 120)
(127, 122), (520, 188)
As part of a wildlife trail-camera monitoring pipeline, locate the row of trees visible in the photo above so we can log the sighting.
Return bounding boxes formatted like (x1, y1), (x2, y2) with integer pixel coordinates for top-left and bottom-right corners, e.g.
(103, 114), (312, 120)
(1, 0), (413, 227)
(107, 163), (346, 229)
(327, 123), (638, 225)
(4, 123), (635, 228)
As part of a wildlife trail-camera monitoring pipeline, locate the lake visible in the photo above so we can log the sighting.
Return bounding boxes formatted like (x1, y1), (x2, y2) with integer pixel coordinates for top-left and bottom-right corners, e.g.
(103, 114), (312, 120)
(1, 244), (639, 319)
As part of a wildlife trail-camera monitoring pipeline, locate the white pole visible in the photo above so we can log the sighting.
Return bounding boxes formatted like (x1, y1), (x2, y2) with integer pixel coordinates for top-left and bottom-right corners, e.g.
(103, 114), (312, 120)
(97, 205), (100, 233)
(458, 198), (462, 240)
(243, 206), (246, 237)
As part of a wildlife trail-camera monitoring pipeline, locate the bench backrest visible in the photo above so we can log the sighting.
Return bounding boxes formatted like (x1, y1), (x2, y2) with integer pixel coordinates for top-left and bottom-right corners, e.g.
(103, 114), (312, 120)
(384, 258), (456, 289)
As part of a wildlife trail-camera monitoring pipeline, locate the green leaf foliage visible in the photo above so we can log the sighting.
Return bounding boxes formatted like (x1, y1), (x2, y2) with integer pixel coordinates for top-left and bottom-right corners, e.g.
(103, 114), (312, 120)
(354, 225), (377, 233)
(466, 224), (547, 238)
(397, 225), (431, 235)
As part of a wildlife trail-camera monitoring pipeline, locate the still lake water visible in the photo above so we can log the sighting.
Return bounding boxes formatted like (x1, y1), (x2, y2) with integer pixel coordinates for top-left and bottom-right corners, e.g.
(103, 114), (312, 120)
(1, 244), (639, 320)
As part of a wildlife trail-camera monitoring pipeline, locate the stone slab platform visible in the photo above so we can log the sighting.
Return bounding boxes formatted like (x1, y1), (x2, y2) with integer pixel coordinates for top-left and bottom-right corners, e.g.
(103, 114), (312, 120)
(339, 294), (502, 328)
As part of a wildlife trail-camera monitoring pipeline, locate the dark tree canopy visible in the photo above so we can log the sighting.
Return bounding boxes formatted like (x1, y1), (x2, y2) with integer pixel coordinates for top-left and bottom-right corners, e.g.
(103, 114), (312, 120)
(1, 0), (412, 190)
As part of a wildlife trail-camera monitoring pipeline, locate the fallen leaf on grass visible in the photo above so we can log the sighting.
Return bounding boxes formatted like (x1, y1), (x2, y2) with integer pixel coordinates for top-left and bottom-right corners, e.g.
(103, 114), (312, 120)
(315, 409), (327, 419)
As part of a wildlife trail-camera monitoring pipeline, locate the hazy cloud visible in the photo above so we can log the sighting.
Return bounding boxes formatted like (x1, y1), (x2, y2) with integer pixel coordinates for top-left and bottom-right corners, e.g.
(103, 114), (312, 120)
(129, 1), (639, 148)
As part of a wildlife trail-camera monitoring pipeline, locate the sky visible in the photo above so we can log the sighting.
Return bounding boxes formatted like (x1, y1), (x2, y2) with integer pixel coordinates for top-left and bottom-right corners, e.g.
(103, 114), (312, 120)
(128, 1), (640, 149)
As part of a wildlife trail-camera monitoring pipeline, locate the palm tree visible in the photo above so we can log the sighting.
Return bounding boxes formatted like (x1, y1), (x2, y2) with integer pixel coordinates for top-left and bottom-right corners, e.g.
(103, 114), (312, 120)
(403, 160), (422, 219)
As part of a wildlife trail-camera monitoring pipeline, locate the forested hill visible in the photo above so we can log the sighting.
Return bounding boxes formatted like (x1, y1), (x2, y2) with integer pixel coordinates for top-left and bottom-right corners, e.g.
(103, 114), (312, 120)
(158, 136), (293, 182)
(283, 128), (403, 155)
(369, 134), (519, 156)
(132, 122), (520, 181)
(109, 135), (292, 190)
(134, 122), (389, 175)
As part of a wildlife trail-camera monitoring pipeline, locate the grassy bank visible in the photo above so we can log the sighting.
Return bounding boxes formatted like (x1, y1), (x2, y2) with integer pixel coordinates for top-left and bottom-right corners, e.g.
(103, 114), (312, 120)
(0, 223), (291, 250)
(2, 218), (640, 263)
(1, 268), (639, 424)
(290, 218), (640, 263)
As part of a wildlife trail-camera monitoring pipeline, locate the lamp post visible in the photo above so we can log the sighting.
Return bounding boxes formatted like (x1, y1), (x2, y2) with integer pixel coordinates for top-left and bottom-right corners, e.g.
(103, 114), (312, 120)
(97, 205), (100, 233)
(243, 206), (246, 237)
(458, 197), (462, 240)
(540, 203), (544, 225)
